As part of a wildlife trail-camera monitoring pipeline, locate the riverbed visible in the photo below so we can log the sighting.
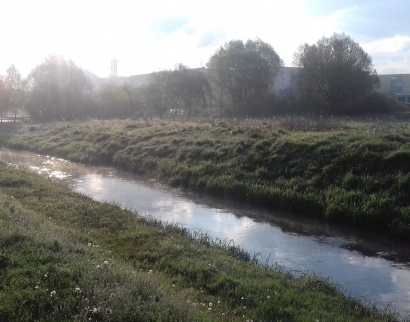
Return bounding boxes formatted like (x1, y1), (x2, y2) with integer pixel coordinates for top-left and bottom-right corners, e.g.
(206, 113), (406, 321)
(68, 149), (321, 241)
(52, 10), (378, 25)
(1, 147), (409, 317)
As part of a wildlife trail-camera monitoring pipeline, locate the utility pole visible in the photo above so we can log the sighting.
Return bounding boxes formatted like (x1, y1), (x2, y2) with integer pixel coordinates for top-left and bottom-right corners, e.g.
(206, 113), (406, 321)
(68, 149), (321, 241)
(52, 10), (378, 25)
(109, 57), (118, 78)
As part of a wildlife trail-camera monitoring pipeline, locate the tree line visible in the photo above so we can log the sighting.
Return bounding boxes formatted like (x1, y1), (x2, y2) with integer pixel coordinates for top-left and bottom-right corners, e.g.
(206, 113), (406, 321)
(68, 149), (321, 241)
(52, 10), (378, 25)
(0, 33), (398, 122)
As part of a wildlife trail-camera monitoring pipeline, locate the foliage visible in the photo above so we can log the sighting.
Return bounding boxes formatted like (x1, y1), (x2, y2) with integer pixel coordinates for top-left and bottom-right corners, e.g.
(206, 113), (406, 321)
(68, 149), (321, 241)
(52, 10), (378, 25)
(93, 82), (132, 119)
(293, 33), (380, 114)
(145, 66), (212, 118)
(0, 65), (27, 115)
(207, 39), (283, 115)
(25, 56), (93, 122)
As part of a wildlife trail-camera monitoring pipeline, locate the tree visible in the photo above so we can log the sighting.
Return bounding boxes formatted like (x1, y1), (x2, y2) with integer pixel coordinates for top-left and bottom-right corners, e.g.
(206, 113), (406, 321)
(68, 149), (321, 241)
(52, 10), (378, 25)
(169, 65), (211, 117)
(142, 66), (211, 119)
(26, 56), (92, 122)
(293, 33), (380, 113)
(0, 65), (26, 116)
(207, 38), (283, 114)
(93, 82), (131, 119)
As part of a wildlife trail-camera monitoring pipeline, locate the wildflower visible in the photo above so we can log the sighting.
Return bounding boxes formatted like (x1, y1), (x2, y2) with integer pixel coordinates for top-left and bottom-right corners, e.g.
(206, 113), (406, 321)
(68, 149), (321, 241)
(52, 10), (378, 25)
(87, 243), (92, 247)
(267, 295), (270, 299)
(148, 270), (153, 274)
(92, 308), (98, 313)
(44, 273), (48, 278)
(106, 308), (112, 315)
(34, 286), (39, 289)
(222, 313), (225, 316)
(208, 302), (213, 307)
(50, 290), (56, 297)
(103, 260), (109, 265)
(96, 265), (101, 269)
(208, 307), (212, 311)
(172, 284), (175, 287)
(217, 300), (220, 304)
(75, 287), (81, 293)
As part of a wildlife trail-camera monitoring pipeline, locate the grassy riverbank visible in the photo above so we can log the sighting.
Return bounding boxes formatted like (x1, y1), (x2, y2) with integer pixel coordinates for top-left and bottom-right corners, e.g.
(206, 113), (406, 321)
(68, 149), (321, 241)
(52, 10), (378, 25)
(0, 160), (399, 321)
(1, 117), (410, 238)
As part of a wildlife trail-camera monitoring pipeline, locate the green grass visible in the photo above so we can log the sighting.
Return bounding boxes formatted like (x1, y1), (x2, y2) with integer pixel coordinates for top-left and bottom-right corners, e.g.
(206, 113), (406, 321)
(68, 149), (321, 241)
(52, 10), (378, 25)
(1, 117), (410, 239)
(0, 161), (400, 321)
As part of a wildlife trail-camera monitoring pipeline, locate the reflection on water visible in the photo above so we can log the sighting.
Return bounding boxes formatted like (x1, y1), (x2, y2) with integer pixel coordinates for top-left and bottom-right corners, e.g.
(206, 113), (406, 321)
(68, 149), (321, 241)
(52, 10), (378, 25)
(1, 147), (410, 316)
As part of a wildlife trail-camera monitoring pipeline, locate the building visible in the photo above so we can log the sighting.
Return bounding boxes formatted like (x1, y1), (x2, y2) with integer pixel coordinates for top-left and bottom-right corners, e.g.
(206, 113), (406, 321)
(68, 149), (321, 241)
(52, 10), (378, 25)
(377, 74), (410, 103)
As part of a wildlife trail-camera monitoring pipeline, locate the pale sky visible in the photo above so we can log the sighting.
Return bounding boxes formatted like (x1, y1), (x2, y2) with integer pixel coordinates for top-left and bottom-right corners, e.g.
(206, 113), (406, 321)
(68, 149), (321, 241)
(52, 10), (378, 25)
(1, 0), (409, 78)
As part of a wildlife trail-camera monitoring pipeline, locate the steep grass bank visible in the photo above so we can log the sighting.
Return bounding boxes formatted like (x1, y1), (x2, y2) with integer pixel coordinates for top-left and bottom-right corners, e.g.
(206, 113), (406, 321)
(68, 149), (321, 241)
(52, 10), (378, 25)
(1, 118), (410, 238)
(0, 161), (400, 321)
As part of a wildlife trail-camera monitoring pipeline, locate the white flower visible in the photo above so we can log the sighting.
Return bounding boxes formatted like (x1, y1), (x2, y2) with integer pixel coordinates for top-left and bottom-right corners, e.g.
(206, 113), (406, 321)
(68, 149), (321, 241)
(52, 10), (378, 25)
(103, 260), (109, 265)
(208, 302), (213, 307)
(208, 307), (212, 311)
(87, 243), (92, 247)
(217, 300), (220, 304)
(75, 287), (81, 293)
(92, 308), (98, 313)
(44, 273), (48, 278)
(50, 290), (56, 297)
(34, 286), (39, 289)
(222, 313), (225, 316)
(96, 265), (101, 269)
(267, 295), (270, 299)
(148, 270), (153, 274)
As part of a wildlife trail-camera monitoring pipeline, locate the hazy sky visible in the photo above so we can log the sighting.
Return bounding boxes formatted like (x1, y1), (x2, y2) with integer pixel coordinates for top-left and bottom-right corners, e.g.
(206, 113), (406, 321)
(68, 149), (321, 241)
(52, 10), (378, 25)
(1, 0), (409, 78)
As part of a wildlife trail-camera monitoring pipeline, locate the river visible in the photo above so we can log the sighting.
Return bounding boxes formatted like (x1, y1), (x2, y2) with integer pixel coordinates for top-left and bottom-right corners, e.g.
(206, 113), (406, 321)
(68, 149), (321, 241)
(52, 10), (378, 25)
(1, 147), (410, 317)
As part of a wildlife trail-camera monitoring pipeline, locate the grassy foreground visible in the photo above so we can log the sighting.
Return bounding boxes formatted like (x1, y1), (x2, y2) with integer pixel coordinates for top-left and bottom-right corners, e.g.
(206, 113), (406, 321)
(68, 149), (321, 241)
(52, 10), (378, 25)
(0, 160), (399, 321)
(1, 117), (410, 238)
